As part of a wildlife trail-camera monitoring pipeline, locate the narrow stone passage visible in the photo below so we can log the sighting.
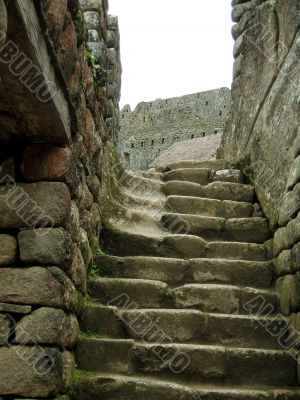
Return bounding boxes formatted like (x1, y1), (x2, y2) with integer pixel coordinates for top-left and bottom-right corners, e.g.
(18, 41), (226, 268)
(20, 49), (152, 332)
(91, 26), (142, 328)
(72, 160), (300, 399)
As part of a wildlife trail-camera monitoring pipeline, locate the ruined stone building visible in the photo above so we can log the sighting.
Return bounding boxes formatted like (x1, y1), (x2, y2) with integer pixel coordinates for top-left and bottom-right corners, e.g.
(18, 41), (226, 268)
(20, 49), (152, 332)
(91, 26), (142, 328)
(118, 87), (231, 170)
(1, 0), (300, 399)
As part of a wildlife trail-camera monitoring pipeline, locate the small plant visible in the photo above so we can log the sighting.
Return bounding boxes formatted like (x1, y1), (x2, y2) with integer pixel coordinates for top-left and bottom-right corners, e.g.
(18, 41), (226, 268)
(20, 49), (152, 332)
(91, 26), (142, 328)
(96, 247), (108, 257)
(84, 50), (96, 63)
(90, 262), (101, 277)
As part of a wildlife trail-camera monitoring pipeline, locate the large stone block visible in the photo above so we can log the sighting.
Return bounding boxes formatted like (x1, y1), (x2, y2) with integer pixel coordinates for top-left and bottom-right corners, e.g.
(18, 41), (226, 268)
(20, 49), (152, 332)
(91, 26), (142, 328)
(68, 246), (87, 294)
(66, 201), (80, 242)
(0, 267), (80, 312)
(0, 347), (65, 397)
(287, 155), (300, 191)
(279, 184), (300, 227)
(0, 0), (7, 41)
(0, 234), (17, 265)
(292, 242), (300, 272)
(277, 275), (293, 316)
(291, 272), (300, 312)
(0, 183), (71, 229)
(274, 249), (293, 276)
(15, 307), (79, 348)
(41, 0), (68, 45)
(21, 145), (73, 182)
(0, 314), (10, 345)
(0, 302), (31, 315)
(19, 228), (72, 266)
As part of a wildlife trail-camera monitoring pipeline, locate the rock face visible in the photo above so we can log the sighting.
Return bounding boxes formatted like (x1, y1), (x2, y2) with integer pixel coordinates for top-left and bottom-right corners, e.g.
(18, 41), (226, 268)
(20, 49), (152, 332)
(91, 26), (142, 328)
(218, 0), (300, 228)
(72, 161), (300, 398)
(118, 88), (231, 170)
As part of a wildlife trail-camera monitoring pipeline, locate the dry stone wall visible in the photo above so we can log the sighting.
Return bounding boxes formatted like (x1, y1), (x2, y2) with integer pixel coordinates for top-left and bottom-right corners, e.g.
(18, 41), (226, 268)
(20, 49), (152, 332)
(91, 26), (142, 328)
(118, 88), (231, 170)
(0, 0), (120, 398)
(218, 0), (300, 337)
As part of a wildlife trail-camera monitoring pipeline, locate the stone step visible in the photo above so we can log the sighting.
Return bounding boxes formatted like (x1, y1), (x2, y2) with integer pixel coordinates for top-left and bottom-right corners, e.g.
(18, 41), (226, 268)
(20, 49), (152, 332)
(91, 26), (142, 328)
(172, 284), (279, 315)
(96, 255), (273, 288)
(102, 229), (269, 261)
(88, 278), (278, 314)
(88, 278), (170, 308)
(163, 181), (254, 203)
(76, 338), (297, 387)
(80, 305), (287, 349)
(166, 195), (253, 218)
(161, 214), (271, 243)
(162, 159), (230, 172)
(162, 168), (211, 185)
(73, 373), (300, 400)
(211, 169), (244, 184)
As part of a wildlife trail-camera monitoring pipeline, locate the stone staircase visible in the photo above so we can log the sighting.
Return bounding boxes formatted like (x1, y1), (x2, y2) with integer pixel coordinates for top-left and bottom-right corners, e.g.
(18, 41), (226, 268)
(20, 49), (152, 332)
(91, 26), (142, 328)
(72, 160), (300, 399)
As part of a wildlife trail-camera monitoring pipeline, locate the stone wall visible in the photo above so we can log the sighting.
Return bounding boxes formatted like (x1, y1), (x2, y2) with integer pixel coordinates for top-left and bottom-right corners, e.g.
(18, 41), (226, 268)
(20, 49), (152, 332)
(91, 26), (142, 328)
(118, 88), (231, 170)
(218, 1), (300, 335)
(0, 0), (120, 398)
(218, 0), (300, 228)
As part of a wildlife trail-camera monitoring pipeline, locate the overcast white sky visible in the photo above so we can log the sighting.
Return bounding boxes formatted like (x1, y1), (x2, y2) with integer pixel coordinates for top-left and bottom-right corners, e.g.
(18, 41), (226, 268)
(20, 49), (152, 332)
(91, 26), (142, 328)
(109, 0), (233, 109)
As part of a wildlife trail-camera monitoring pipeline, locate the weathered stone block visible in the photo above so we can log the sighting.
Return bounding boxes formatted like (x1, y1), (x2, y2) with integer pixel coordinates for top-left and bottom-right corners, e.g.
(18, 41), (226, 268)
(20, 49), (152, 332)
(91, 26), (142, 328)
(19, 228), (72, 266)
(66, 201), (80, 242)
(278, 275), (293, 316)
(0, 0), (7, 41)
(15, 307), (79, 348)
(292, 242), (300, 272)
(0, 302), (31, 315)
(0, 157), (15, 182)
(0, 314), (9, 345)
(0, 267), (79, 312)
(291, 272), (300, 312)
(0, 347), (65, 397)
(287, 155), (300, 191)
(273, 226), (288, 256)
(21, 145), (72, 182)
(62, 351), (75, 391)
(79, 228), (93, 267)
(279, 184), (300, 227)
(68, 246), (87, 294)
(41, 0), (68, 45)
(274, 249), (293, 276)
(0, 234), (17, 265)
(0, 182), (71, 229)
(58, 11), (78, 80)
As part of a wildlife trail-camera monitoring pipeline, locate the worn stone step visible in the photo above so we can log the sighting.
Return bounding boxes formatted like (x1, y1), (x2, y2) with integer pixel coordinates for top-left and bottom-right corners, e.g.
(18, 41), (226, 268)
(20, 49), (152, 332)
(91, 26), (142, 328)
(166, 195), (253, 218)
(88, 278), (170, 308)
(88, 278), (277, 314)
(161, 213), (225, 240)
(161, 214), (271, 243)
(162, 168), (211, 185)
(73, 373), (300, 400)
(80, 305), (286, 349)
(163, 181), (254, 203)
(102, 229), (268, 261)
(76, 337), (134, 373)
(131, 343), (297, 387)
(207, 241), (268, 261)
(96, 256), (273, 288)
(76, 338), (297, 386)
(162, 159), (230, 172)
(211, 169), (244, 184)
(172, 284), (279, 315)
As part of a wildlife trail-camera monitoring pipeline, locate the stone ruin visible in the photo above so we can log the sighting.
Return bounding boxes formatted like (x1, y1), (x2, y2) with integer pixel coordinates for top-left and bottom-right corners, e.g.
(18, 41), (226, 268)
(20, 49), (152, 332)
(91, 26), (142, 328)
(0, 0), (300, 399)
(118, 87), (231, 170)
